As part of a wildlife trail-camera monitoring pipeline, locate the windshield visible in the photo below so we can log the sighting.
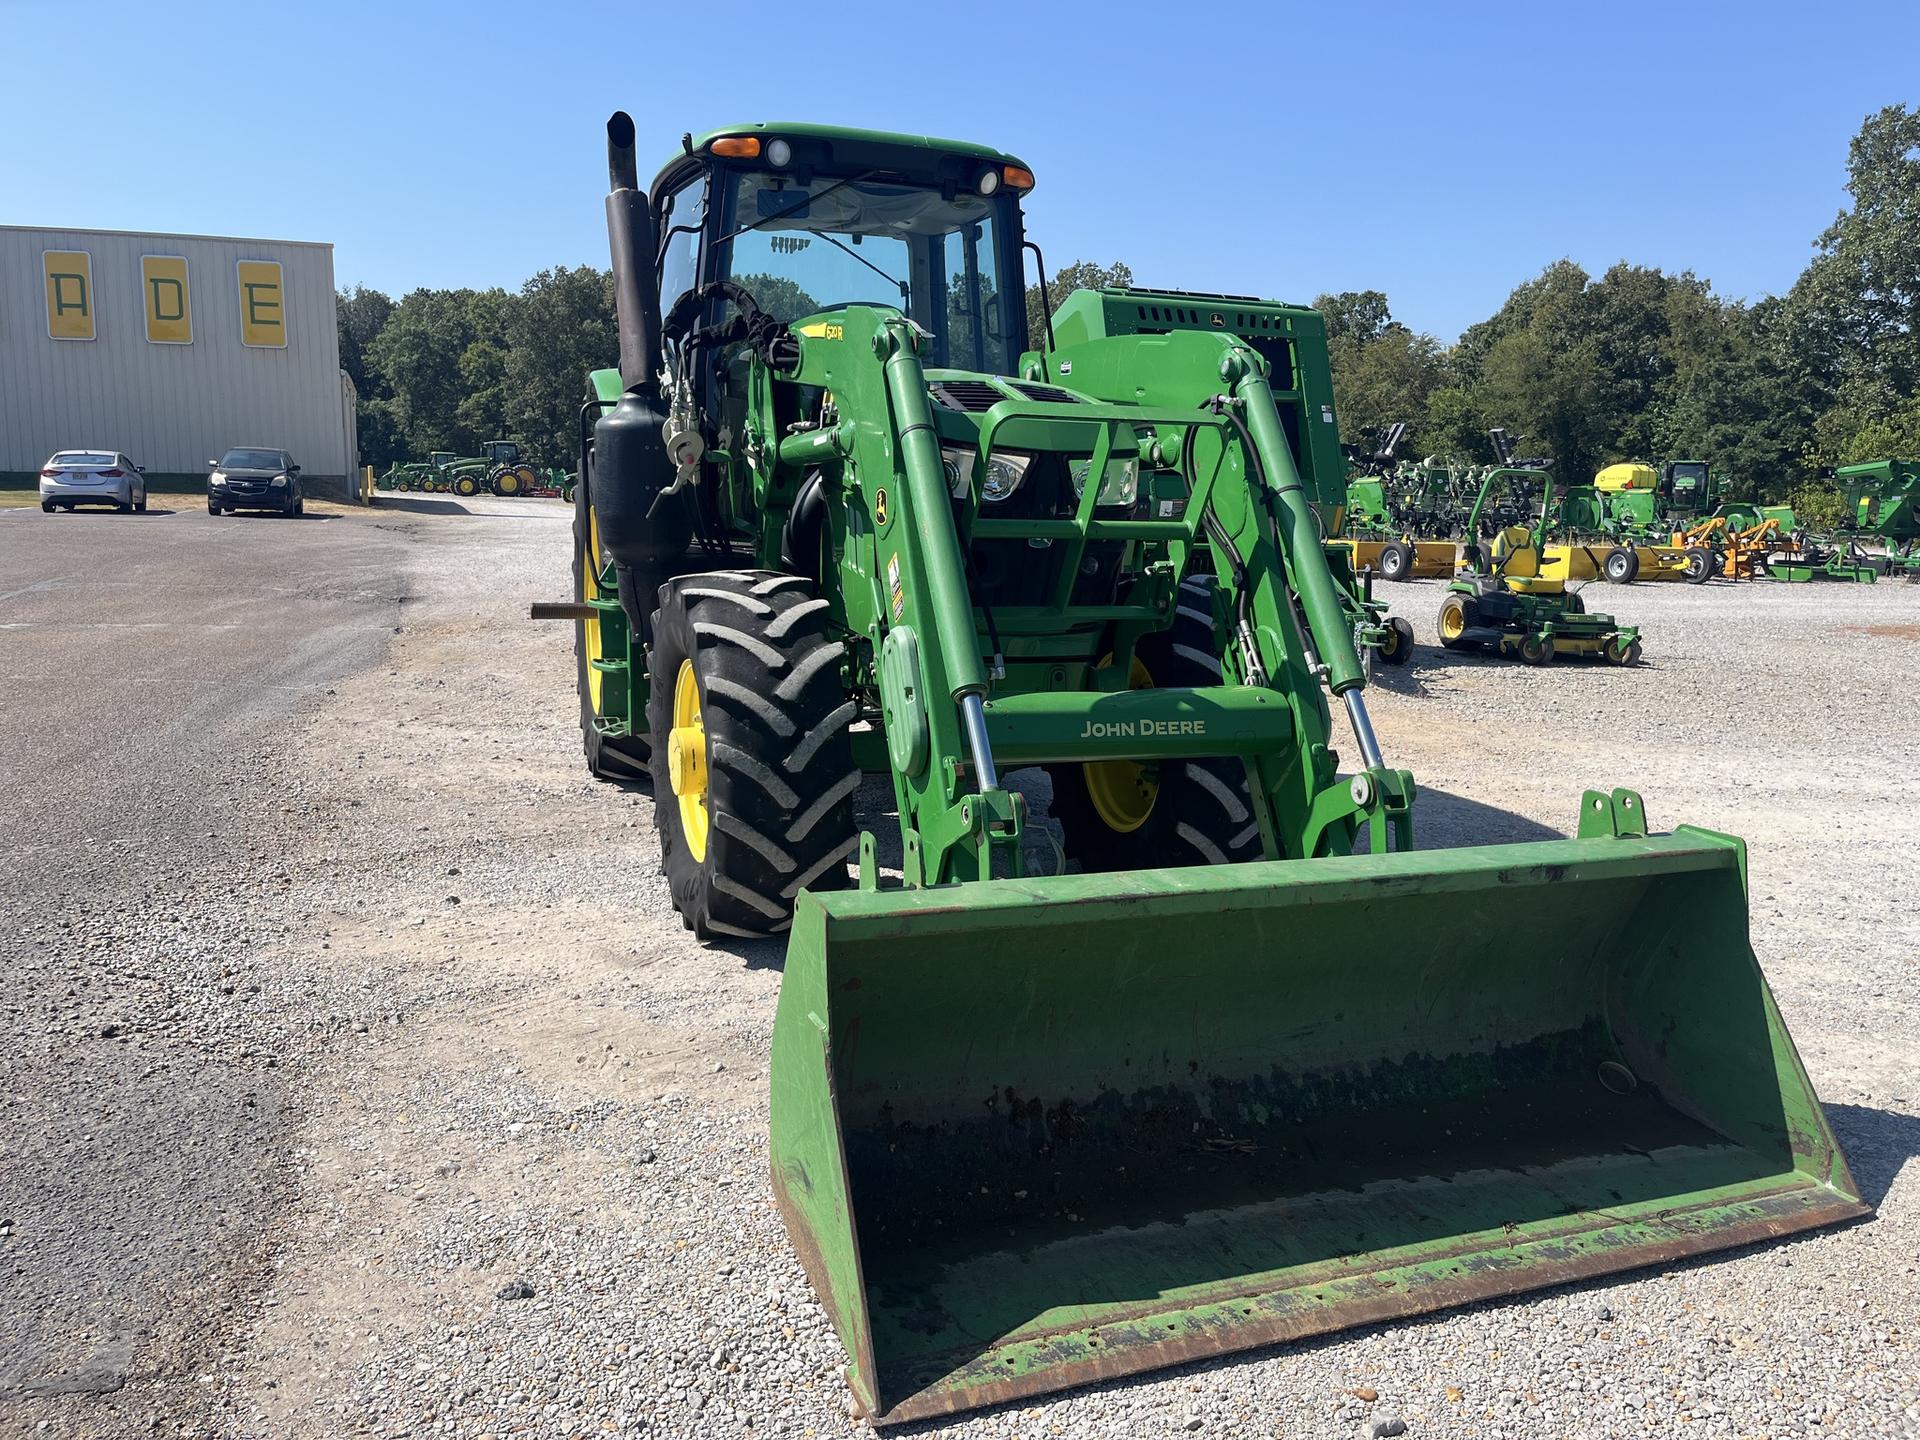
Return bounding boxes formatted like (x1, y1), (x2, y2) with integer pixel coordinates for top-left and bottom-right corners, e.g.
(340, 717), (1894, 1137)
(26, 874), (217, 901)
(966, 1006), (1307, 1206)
(220, 449), (284, 470)
(718, 171), (1022, 375)
(53, 452), (114, 467)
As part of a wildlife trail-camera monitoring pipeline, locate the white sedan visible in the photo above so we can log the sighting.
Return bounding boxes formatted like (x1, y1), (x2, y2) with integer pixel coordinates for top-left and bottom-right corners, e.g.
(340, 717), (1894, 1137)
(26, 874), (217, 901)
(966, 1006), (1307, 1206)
(39, 450), (148, 513)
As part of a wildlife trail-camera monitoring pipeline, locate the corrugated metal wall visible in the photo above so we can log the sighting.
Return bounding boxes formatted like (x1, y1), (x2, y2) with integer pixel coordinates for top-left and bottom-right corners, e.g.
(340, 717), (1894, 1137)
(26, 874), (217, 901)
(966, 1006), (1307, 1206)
(0, 225), (350, 478)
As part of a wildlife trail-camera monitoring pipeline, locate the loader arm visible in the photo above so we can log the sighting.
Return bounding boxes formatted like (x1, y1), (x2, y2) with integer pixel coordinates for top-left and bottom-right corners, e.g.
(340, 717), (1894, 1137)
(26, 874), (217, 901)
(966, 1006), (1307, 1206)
(775, 308), (1410, 882)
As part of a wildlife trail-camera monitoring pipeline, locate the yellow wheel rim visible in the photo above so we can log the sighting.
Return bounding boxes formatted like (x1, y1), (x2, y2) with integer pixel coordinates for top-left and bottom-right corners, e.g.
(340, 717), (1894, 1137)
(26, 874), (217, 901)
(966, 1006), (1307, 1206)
(1440, 602), (1465, 641)
(1084, 657), (1157, 834)
(668, 659), (710, 862)
(497, 471), (521, 495)
(581, 506), (604, 712)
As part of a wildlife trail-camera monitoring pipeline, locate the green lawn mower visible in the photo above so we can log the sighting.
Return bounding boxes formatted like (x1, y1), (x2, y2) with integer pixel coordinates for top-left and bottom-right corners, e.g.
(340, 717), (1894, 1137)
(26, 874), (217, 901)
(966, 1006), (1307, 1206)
(1438, 432), (1643, 665)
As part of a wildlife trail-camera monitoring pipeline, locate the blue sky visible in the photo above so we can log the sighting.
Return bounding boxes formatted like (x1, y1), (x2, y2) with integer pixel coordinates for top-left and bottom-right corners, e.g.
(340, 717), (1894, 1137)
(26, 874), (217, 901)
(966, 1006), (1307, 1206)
(4, 0), (1913, 340)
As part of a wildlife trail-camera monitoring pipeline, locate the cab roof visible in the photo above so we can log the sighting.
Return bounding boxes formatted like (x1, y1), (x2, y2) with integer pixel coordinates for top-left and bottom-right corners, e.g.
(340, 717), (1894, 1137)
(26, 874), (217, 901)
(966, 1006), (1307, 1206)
(656, 123), (1031, 193)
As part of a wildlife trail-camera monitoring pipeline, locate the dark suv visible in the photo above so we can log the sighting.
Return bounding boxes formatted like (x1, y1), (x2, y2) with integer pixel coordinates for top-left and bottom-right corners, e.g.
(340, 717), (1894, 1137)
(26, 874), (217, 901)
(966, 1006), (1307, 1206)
(208, 448), (304, 516)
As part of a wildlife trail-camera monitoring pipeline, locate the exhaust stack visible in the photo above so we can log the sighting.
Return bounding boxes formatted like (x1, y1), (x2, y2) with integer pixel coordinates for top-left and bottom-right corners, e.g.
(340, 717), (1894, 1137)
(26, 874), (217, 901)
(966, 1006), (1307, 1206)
(605, 111), (661, 391)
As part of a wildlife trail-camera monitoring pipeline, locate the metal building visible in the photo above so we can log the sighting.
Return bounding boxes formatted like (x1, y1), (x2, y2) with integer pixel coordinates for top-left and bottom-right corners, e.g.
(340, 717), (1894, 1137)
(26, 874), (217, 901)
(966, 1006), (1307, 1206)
(0, 224), (356, 488)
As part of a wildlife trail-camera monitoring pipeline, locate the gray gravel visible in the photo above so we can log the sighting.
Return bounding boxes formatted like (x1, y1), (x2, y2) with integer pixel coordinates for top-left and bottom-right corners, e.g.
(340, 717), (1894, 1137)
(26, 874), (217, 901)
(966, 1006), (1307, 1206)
(3, 499), (1915, 1439)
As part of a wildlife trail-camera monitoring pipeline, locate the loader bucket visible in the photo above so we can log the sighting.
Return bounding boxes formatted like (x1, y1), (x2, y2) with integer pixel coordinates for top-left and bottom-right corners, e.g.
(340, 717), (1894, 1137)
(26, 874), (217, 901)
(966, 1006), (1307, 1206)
(769, 820), (1865, 1425)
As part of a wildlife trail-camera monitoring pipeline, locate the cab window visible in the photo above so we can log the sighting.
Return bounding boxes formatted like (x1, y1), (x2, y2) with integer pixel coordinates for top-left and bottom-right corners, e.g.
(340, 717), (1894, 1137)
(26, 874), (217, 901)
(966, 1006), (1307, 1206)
(657, 175), (709, 318)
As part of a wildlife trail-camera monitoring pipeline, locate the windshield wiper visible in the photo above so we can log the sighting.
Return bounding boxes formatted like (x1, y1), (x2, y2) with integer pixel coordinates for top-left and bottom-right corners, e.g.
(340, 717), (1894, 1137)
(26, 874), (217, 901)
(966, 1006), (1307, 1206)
(814, 230), (910, 308)
(710, 170), (878, 250)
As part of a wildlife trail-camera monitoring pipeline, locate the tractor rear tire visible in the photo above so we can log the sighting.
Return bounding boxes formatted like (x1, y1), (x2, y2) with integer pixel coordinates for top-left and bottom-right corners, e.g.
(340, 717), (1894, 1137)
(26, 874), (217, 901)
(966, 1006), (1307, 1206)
(1378, 615), (1416, 666)
(647, 571), (858, 940)
(573, 470), (652, 783)
(1603, 546), (1638, 584)
(1437, 591), (1477, 650)
(1683, 546), (1714, 584)
(1047, 575), (1265, 871)
(1378, 542), (1413, 581)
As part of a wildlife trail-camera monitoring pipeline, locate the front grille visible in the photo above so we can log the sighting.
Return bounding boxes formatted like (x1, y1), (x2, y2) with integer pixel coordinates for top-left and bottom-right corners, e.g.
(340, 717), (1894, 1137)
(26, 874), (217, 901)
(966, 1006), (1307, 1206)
(928, 380), (1009, 413)
(1010, 382), (1080, 405)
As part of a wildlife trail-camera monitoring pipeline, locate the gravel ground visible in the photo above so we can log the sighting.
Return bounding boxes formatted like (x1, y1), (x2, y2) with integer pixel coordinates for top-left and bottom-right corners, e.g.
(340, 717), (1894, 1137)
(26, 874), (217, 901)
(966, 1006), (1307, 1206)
(3, 498), (1915, 1439)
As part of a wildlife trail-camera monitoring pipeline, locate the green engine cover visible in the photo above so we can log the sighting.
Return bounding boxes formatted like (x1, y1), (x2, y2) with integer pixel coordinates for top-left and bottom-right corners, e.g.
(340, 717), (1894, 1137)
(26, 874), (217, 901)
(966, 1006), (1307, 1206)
(1046, 288), (1348, 521)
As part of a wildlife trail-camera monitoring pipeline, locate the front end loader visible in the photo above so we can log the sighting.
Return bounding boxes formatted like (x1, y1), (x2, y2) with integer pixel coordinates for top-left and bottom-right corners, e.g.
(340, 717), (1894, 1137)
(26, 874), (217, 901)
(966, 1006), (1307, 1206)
(557, 113), (1865, 1425)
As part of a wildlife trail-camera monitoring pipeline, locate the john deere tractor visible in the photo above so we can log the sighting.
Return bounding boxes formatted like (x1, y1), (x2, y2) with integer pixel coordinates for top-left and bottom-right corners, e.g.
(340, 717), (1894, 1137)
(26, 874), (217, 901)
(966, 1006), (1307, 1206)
(555, 112), (1861, 1425)
(444, 440), (539, 497)
(1439, 431), (1644, 665)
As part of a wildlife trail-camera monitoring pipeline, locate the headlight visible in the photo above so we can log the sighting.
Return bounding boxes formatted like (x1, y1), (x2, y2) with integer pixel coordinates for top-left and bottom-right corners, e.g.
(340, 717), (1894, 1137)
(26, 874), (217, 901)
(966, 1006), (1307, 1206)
(210, 473), (227, 485)
(1070, 455), (1140, 508)
(941, 446), (1030, 503)
(270, 475), (288, 487)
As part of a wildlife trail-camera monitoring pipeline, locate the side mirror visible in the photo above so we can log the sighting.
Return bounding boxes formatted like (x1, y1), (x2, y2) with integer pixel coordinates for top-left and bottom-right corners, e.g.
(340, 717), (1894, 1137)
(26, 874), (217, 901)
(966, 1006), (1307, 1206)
(207, 459), (218, 469)
(134, 465), (146, 473)
(289, 464), (302, 475)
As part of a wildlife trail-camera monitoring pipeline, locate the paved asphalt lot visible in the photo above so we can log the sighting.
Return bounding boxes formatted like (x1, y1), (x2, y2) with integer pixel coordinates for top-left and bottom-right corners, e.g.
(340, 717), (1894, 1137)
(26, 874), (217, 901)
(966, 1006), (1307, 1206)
(0, 499), (411, 1409)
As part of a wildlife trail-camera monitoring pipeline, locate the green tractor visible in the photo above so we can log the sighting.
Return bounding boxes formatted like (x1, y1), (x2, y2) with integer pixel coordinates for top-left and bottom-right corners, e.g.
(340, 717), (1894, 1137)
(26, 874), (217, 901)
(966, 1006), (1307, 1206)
(556, 112), (1861, 1425)
(1439, 432), (1643, 664)
(376, 453), (452, 492)
(441, 439), (539, 497)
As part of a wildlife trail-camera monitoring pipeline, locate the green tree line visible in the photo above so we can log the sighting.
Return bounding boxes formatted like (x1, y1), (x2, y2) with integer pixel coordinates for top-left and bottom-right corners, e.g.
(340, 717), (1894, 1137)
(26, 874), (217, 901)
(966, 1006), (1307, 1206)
(338, 266), (616, 471)
(1317, 105), (1920, 502)
(339, 106), (1917, 493)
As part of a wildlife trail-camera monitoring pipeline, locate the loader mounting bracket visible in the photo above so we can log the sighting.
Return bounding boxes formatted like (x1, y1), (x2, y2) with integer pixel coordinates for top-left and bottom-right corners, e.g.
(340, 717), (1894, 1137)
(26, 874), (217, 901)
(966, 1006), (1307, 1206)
(1578, 787), (1649, 840)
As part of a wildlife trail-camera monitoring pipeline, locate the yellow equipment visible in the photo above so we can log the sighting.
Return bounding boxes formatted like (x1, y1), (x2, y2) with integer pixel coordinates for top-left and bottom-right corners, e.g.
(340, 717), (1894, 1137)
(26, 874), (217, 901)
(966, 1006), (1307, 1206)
(1595, 462), (1659, 493)
(1335, 537), (1459, 580)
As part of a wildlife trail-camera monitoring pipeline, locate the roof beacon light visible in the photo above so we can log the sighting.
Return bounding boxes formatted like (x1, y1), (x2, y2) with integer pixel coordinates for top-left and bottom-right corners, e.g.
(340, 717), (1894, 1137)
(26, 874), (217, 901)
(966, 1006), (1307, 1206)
(711, 136), (761, 158)
(1002, 165), (1035, 191)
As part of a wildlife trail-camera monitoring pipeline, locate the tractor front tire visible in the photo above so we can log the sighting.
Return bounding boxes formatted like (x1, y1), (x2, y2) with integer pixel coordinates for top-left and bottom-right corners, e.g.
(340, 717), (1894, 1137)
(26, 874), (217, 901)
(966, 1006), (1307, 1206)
(454, 474), (481, 498)
(1048, 575), (1265, 871)
(647, 572), (858, 940)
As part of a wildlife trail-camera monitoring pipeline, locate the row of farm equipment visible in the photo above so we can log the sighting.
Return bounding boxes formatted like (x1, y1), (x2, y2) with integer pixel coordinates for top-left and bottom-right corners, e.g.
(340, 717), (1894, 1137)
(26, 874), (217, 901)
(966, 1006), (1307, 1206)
(530, 111), (1875, 1428)
(1343, 430), (1920, 588)
(374, 439), (577, 500)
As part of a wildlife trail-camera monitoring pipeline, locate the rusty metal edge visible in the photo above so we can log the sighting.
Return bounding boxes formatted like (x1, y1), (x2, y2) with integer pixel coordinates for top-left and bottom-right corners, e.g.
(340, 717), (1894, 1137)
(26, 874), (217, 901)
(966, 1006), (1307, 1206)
(772, 1069), (883, 1418)
(865, 1189), (1869, 1427)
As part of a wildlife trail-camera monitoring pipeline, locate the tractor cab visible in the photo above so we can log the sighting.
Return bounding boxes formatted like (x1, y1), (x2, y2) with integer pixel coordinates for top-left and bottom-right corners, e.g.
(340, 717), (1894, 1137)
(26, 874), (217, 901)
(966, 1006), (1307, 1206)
(646, 126), (1036, 409)
(428, 450), (458, 469)
(481, 440), (522, 466)
(1662, 459), (1712, 515)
